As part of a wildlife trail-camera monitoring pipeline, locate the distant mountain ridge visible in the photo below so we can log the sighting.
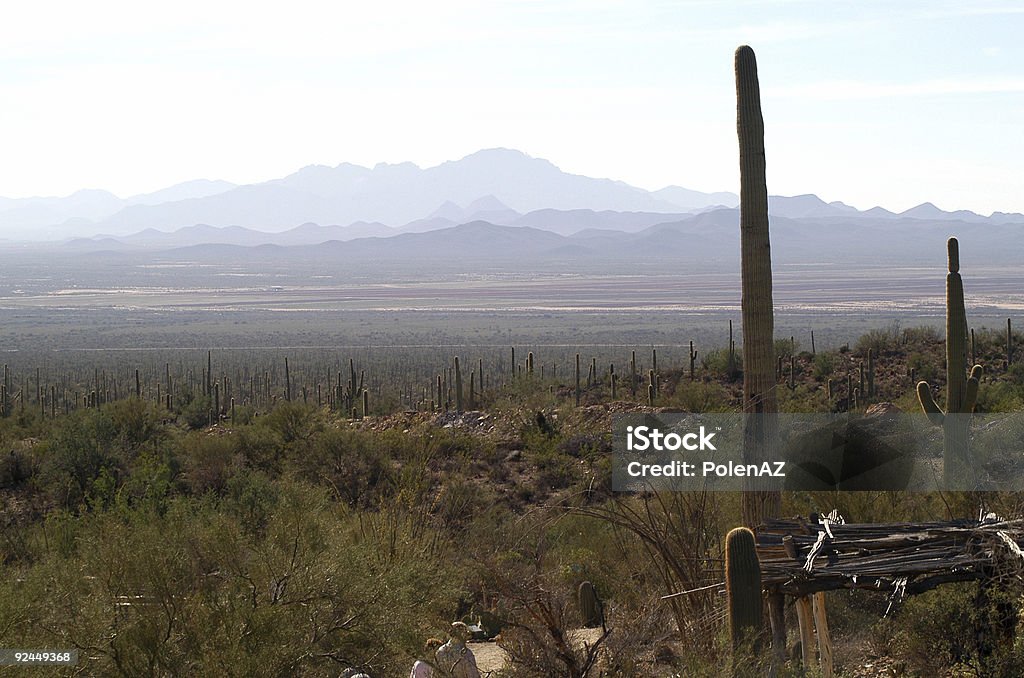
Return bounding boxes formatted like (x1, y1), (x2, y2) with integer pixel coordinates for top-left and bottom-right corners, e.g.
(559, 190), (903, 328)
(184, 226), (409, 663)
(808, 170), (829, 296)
(2, 148), (1023, 242)
(44, 202), (1024, 274)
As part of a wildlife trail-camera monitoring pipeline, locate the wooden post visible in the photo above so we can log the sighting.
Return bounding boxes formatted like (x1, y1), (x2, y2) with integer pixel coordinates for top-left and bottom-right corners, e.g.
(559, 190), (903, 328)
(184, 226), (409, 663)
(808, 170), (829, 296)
(795, 596), (815, 670)
(811, 592), (833, 678)
(768, 592), (787, 675)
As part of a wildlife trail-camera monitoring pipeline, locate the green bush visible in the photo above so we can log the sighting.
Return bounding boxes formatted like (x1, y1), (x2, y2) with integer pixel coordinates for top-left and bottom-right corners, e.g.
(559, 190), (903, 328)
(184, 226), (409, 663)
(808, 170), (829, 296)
(856, 323), (901, 355)
(902, 324), (941, 346)
(907, 351), (938, 384)
(701, 348), (741, 377)
(288, 427), (394, 507)
(39, 409), (124, 509)
(813, 351), (835, 379)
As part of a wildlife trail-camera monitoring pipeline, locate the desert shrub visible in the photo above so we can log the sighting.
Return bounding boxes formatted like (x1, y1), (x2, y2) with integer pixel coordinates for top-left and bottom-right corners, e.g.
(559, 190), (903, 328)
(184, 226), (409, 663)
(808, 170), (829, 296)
(178, 392), (214, 430)
(902, 324), (941, 346)
(774, 337), (798, 357)
(179, 431), (241, 495)
(431, 477), (492, 531)
(856, 323), (901, 356)
(233, 424), (285, 474)
(701, 348), (741, 378)
(38, 409), (124, 509)
(892, 582), (1024, 677)
(223, 467), (279, 533)
(558, 433), (610, 460)
(288, 428), (393, 507)
(114, 450), (179, 515)
(1008, 361), (1024, 386)
(813, 351), (835, 379)
(668, 380), (732, 412)
(257, 401), (322, 444)
(778, 383), (829, 414)
(907, 351), (938, 384)
(105, 397), (168, 450)
(3, 482), (465, 676)
(975, 382), (1024, 414)
(0, 447), (32, 489)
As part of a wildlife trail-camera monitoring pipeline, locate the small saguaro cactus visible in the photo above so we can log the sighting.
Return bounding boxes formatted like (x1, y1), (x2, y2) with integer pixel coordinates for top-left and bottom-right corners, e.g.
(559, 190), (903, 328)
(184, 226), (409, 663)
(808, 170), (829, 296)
(578, 580), (602, 628)
(725, 527), (764, 666)
(630, 350), (637, 396)
(454, 356), (463, 412)
(689, 340), (698, 380)
(1008, 318), (1014, 368)
(575, 353), (581, 406)
(867, 348), (875, 399)
(284, 357), (292, 402)
(917, 237), (983, 488)
(727, 319), (737, 378)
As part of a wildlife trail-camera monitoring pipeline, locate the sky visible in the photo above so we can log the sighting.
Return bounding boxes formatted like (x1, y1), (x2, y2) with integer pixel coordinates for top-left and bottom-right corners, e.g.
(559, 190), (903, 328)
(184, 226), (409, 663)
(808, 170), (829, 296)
(1, 0), (1023, 215)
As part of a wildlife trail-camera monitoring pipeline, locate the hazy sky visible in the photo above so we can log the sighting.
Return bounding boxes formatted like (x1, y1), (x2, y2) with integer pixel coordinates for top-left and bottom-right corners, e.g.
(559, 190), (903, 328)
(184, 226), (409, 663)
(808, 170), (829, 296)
(2, 0), (1022, 214)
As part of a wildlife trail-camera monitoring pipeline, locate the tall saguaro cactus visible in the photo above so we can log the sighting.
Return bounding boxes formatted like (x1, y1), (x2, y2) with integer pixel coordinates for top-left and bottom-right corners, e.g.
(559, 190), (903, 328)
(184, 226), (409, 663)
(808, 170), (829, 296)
(917, 237), (983, 488)
(736, 45), (780, 527)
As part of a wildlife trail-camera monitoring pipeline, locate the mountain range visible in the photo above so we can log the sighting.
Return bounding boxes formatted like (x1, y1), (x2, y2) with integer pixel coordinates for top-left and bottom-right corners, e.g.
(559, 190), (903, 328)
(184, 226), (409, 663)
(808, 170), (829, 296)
(1, 149), (1023, 266)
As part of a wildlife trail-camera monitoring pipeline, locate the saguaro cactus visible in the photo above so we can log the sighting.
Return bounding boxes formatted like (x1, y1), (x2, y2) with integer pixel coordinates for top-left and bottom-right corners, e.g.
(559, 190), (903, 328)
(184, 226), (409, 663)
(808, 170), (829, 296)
(736, 45), (780, 527)
(1008, 318), (1014, 368)
(454, 356), (463, 412)
(578, 580), (602, 628)
(575, 353), (581, 406)
(917, 237), (983, 488)
(867, 348), (875, 399)
(726, 527), (764, 665)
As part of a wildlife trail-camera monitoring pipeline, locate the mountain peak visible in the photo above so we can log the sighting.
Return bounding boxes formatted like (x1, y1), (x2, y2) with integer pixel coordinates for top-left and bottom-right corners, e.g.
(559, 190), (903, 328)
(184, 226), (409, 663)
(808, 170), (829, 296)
(466, 194), (510, 212)
(429, 200), (464, 220)
(901, 202), (944, 218)
(453, 148), (557, 171)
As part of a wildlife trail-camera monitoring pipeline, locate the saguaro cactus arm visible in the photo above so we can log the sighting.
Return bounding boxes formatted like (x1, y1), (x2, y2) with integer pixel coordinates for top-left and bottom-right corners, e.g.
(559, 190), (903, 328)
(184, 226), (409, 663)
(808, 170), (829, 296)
(964, 364), (981, 412)
(916, 382), (945, 426)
